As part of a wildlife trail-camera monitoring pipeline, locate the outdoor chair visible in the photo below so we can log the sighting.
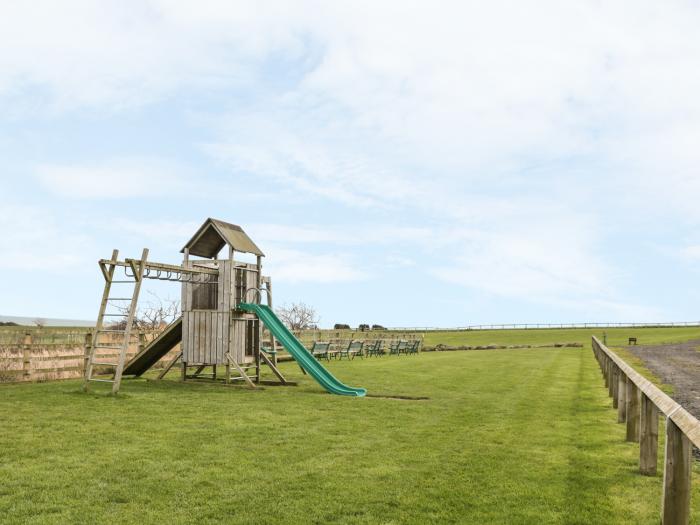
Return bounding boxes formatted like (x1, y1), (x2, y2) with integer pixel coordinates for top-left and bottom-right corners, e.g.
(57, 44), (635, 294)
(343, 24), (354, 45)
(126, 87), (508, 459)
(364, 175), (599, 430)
(338, 340), (364, 360)
(310, 341), (331, 361)
(366, 340), (384, 357)
(406, 340), (421, 355)
(389, 340), (408, 355)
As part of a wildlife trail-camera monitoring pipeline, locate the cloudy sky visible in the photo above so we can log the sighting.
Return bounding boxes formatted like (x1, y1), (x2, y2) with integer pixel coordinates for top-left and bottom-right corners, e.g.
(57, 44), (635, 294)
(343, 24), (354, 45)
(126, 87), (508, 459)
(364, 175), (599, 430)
(2, 1), (700, 327)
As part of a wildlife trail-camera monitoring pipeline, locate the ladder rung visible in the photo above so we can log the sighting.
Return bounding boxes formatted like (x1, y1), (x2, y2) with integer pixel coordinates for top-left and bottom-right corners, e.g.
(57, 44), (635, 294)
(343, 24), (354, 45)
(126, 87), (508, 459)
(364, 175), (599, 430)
(108, 298), (132, 301)
(88, 378), (115, 383)
(109, 280), (136, 284)
(101, 314), (126, 317)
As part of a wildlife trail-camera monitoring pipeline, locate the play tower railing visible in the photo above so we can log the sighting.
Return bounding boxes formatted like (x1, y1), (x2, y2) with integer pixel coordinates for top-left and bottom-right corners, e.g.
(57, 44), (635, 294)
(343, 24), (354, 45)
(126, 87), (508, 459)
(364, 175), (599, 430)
(592, 336), (699, 524)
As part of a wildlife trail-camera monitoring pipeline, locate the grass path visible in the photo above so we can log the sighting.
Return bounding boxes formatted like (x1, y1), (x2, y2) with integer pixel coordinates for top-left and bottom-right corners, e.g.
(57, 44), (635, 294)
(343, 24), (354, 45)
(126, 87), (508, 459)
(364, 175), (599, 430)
(1, 348), (699, 523)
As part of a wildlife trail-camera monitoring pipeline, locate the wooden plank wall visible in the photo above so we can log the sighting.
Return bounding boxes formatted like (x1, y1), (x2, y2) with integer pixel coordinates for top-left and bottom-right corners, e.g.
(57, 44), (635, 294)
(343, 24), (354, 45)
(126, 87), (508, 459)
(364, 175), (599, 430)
(182, 259), (230, 365)
(229, 263), (258, 364)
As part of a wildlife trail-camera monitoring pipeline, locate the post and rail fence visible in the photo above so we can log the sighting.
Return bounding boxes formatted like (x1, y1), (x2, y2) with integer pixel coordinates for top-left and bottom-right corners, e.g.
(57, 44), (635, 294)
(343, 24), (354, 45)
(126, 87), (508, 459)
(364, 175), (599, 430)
(0, 330), (178, 383)
(592, 336), (699, 524)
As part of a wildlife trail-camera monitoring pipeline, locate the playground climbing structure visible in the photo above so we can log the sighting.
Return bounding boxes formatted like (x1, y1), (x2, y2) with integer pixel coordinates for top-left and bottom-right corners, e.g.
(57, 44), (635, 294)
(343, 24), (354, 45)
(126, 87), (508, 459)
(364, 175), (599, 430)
(83, 218), (365, 396)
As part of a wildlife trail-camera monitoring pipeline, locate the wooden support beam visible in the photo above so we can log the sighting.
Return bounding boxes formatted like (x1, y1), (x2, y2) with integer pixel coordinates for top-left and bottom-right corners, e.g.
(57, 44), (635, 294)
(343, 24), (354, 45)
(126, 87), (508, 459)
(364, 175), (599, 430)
(156, 351), (182, 380)
(661, 418), (691, 524)
(626, 379), (640, 442)
(227, 353), (256, 389)
(259, 350), (288, 384)
(640, 393), (659, 476)
(617, 370), (627, 422)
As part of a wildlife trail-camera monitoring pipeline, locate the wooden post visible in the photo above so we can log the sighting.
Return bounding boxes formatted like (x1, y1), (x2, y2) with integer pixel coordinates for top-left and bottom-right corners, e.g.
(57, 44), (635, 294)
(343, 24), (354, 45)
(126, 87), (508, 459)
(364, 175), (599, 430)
(22, 333), (32, 381)
(138, 331), (146, 353)
(661, 418), (691, 525)
(617, 371), (627, 422)
(83, 331), (92, 375)
(612, 366), (619, 408)
(640, 393), (659, 476)
(626, 379), (640, 442)
(181, 361), (187, 382)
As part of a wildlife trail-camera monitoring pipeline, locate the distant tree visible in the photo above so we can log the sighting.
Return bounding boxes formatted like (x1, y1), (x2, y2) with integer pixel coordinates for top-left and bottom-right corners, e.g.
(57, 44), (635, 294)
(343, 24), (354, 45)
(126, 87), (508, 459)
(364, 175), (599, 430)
(334, 323), (351, 330)
(358, 324), (370, 331)
(276, 302), (319, 330)
(0, 322), (19, 326)
(33, 318), (46, 328)
(111, 292), (180, 331)
(371, 324), (387, 330)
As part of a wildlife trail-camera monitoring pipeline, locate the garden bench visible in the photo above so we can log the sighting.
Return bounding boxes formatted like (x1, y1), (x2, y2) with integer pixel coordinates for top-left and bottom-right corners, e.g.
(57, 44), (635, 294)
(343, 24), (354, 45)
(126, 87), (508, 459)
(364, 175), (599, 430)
(406, 340), (421, 355)
(366, 340), (385, 357)
(338, 340), (364, 360)
(389, 340), (408, 355)
(310, 341), (331, 360)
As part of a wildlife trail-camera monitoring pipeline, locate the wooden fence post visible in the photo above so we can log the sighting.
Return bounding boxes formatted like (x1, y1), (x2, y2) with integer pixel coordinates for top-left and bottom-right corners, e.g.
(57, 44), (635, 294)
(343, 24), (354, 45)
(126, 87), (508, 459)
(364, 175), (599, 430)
(661, 418), (691, 524)
(83, 331), (92, 375)
(22, 333), (32, 381)
(139, 331), (146, 353)
(612, 366), (620, 408)
(617, 371), (627, 422)
(640, 393), (659, 476)
(626, 379), (640, 442)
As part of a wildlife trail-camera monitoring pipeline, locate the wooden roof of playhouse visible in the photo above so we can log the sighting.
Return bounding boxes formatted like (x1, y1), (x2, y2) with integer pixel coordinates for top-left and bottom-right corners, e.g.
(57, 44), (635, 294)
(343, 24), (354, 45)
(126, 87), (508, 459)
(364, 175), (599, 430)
(181, 218), (264, 258)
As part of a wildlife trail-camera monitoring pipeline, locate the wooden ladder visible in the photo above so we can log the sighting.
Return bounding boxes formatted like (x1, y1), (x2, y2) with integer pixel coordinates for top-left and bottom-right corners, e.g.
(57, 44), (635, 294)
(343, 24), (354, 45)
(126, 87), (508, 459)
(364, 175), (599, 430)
(83, 248), (148, 394)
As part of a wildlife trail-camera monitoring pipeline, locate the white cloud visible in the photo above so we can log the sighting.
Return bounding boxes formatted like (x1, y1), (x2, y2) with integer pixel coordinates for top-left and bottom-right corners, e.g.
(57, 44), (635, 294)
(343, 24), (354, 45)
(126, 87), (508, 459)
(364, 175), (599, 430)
(264, 247), (367, 284)
(0, 205), (90, 271)
(680, 245), (700, 261)
(35, 158), (189, 199)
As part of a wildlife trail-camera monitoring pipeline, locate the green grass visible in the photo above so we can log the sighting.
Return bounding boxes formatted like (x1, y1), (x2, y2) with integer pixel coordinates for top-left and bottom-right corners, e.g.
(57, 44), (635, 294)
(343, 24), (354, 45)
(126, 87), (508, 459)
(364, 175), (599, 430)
(2, 348), (700, 524)
(423, 325), (700, 348)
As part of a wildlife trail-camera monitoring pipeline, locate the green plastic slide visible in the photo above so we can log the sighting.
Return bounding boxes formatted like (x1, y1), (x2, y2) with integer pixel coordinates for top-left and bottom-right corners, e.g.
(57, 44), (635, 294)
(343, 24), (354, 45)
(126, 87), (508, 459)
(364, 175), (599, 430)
(239, 303), (366, 397)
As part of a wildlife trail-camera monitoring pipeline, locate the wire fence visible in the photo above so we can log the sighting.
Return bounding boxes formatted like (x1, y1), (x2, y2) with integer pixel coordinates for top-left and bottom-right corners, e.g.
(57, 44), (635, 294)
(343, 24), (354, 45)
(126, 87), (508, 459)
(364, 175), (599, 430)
(387, 321), (700, 332)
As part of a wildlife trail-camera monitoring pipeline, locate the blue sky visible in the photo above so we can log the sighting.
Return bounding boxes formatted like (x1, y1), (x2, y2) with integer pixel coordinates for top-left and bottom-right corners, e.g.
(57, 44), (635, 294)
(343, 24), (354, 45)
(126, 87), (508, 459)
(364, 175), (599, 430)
(2, 1), (700, 327)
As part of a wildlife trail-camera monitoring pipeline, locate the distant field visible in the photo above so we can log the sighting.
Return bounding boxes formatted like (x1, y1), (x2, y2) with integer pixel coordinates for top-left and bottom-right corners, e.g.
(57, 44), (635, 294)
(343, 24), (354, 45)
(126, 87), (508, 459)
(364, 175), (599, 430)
(421, 326), (700, 348)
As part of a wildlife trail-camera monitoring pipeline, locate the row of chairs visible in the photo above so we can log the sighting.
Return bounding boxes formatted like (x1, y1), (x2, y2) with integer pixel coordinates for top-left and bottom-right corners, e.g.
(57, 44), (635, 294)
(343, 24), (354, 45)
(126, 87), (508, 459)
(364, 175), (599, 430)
(308, 339), (421, 360)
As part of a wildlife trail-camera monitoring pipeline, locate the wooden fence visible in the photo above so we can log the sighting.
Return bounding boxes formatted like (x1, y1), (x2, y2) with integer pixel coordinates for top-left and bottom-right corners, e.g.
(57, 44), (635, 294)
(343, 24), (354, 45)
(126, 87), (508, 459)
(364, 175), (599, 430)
(0, 330), (178, 383)
(592, 336), (699, 524)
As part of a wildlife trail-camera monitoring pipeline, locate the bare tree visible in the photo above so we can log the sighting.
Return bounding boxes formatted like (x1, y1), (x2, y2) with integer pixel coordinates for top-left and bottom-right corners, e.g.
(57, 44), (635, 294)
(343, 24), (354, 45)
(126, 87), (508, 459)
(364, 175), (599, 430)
(276, 302), (319, 330)
(33, 318), (46, 328)
(110, 292), (180, 331)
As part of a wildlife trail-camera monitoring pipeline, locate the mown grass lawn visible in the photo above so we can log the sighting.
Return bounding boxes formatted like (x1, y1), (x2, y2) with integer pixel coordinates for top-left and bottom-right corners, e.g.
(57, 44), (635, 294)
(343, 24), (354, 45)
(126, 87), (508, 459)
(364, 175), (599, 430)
(2, 347), (699, 524)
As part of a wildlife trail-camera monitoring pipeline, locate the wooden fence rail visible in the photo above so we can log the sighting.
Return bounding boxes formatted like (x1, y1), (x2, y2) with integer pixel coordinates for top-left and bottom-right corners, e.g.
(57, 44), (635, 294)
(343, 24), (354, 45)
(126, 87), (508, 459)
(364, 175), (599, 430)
(0, 331), (178, 383)
(592, 336), (698, 524)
